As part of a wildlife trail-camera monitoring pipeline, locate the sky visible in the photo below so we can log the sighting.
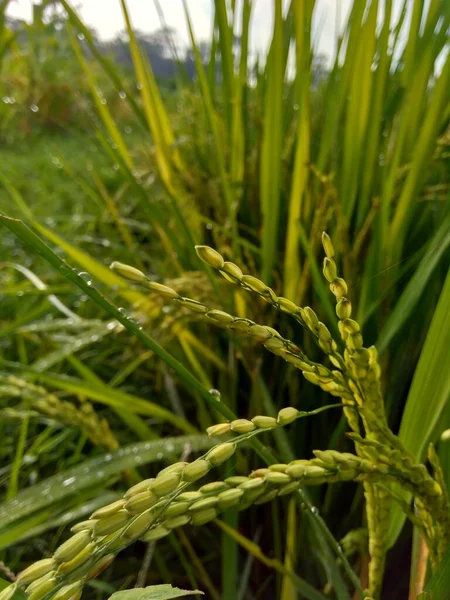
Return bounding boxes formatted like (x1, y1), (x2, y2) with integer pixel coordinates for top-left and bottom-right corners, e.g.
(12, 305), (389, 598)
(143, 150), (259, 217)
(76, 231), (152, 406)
(5, 0), (354, 61)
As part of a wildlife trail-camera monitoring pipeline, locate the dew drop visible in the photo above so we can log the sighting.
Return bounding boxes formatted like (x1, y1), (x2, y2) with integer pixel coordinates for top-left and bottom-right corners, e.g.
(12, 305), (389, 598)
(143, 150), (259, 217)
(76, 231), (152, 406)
(30, 104), (39, 113)
(62, 476), (76, 487)
(209, 389), (221, 400)
(118, 91), (127, 99)
(16, 291), (24, 297)
(78, 272), (92, 286)
(77, 33), (85, 41)
(310, 506), (318, 515)
(206, 222), (213, 230)
(124, 126), (132, 134)
(157, 452), (163, 460)
(118, 307), (128, 317)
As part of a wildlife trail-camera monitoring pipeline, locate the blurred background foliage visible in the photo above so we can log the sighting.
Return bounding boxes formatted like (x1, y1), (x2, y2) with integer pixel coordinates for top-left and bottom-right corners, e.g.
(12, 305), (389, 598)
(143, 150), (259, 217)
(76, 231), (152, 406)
(0, 0), (449, 598)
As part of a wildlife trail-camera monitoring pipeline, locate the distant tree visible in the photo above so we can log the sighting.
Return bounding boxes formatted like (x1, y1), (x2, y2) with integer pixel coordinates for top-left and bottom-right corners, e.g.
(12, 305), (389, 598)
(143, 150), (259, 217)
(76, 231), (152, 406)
(109, 27), (182, 79)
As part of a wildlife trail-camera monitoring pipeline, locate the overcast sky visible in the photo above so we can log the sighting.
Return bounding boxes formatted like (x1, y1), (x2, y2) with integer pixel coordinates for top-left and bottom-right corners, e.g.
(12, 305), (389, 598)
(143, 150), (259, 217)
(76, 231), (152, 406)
(6, 0), (354, 60)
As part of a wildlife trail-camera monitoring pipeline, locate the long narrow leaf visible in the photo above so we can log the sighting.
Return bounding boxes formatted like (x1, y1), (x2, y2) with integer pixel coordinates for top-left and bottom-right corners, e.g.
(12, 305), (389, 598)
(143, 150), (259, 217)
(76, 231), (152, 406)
(283, 0), (314, 299)
(260, 0), (284, 283)
(0, 435), (211, 532)
(215, 519), (328, 600)
(1, 362), (196, 434)
(422, 543), (450, 599)
(388, 268), (450, 546)
(377, 211), (450, 353)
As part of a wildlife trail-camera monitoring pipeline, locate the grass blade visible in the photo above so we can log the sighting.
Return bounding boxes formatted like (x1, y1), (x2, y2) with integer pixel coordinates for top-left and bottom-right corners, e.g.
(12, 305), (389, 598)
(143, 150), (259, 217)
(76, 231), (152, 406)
(0, 493), (119, 550)
(377, 211), (450, 353)
(183, 1), (236, 244)
(214, 0), (234, 129)
(0, 215), (240, 423)
(260, 0), (284, 284)
(67, 354), (156, 441)
(229, 0), (251, 190)
(388, 268), (450, 546)
(215, 519), (328, 600)
(0, 435), (211, 533)
(1, 362), (197, 434)
(118, 0), (177, 189)
(422, 543), (450, 599)
(389, 52), (450, 258)
(283, 0), (314, 299)
(280, 497), (297, 600)
(69, 25), (134, 171)
(6, 414), (29, 500)
(59, 0), (147, 128)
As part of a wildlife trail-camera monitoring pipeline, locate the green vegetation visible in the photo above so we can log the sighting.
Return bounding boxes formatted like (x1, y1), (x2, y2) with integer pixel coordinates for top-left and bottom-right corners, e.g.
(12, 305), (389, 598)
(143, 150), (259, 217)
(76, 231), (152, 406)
(0, 0), (449, 599)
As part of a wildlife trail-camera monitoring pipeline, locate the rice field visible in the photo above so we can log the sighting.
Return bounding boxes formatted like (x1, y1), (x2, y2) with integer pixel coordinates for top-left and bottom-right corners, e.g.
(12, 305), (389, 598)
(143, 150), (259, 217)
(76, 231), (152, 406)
(0, 1), (449, 599)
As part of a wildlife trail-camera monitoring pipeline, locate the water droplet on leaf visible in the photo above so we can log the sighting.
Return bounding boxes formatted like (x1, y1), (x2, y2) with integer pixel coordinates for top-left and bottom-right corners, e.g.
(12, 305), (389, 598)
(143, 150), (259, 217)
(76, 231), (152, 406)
(78, 272), (92, 286)
(209, 389), (221, 400)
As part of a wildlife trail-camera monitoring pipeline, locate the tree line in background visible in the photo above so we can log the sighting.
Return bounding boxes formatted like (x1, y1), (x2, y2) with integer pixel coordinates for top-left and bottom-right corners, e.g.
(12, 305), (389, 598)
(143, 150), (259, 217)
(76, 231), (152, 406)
(1, 1), (328, 141)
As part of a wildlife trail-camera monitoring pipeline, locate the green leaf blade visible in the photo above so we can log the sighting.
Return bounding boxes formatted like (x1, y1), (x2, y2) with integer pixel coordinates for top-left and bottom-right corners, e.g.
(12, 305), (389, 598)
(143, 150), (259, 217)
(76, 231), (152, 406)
(109, 585), (204, 600)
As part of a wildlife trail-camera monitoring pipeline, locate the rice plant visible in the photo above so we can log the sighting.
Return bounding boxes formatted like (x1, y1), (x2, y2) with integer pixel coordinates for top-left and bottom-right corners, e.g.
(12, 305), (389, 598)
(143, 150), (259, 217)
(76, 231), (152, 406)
(1, 0), (449, 598)
(1, 231), (449, 600)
